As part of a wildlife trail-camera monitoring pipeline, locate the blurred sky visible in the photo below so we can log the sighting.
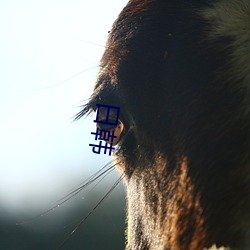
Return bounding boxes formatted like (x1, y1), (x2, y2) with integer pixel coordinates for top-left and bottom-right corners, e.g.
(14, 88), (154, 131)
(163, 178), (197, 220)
(0, 0), (128, 213)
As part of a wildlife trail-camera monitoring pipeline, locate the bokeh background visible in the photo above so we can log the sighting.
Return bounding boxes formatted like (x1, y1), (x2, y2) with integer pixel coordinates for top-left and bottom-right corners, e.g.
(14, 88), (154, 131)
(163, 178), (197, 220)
(0, 0), (128, 249)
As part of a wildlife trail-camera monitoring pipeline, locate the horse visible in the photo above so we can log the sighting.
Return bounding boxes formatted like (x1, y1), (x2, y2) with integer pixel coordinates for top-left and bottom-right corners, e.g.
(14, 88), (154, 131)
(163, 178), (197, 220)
(77, 0), (250, 249)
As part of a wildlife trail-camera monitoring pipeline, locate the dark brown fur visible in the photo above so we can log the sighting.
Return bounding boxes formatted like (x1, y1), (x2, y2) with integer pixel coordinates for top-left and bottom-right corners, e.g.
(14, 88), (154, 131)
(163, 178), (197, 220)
(78, 0), (250, 249)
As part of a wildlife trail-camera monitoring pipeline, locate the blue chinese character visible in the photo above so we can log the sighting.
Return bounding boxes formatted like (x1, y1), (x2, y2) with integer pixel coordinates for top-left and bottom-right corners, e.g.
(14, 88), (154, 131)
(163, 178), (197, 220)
(89, 141), (115, 155)
(89, 104), (120, 155)
(91, 128), (117, 143)
(89, 128), (117, 155)
(94, 104), (120, 126)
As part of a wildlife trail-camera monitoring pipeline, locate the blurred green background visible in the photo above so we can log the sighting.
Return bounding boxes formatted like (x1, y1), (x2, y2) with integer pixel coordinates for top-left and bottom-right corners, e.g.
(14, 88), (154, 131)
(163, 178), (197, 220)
(0, 176), (126, 249)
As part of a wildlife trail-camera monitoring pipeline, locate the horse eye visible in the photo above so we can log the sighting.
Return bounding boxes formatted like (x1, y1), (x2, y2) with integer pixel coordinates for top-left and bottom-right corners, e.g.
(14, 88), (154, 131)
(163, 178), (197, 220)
(96, 120), (124, 145)
(97, 123), (116, 130)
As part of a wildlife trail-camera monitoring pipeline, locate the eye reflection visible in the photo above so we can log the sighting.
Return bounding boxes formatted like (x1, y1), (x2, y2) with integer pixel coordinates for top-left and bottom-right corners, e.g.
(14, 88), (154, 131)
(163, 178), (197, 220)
(96, 120), (124, 145)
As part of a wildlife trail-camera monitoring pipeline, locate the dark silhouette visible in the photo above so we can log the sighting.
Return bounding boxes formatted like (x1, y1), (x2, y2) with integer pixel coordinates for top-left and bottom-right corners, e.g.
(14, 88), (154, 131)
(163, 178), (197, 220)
(79, 0), (250, 249)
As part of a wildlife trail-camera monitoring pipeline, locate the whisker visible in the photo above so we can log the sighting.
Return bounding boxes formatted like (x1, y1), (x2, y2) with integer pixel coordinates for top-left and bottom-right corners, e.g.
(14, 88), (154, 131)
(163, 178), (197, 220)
(75, 39), (127, 68)
(59, 161), (115, 200)
(85, 165), (116, 195)
(16, 161), (117, 225)
(33, 66), (98, 91)
(59, 166), (116, 230)
(78, 57), (100, 66)
(56, 172), (125, 250)
(75, 39), (106, 48)
(54, 164), (118, 206)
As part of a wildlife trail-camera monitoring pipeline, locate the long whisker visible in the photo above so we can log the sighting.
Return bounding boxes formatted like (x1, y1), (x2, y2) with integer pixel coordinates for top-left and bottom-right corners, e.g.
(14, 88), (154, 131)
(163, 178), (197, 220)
(56, 172), (125, 250)
(16, 161), (117, 225)
(75, 39), (106, 48)
(55, 164), (118, 206)
(57, 161), (115, 201)
(33, 66), (99, 91)
(78, 57), (100, 66)
(60, 166), (116, 230)
(85, 165), (116, 195)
